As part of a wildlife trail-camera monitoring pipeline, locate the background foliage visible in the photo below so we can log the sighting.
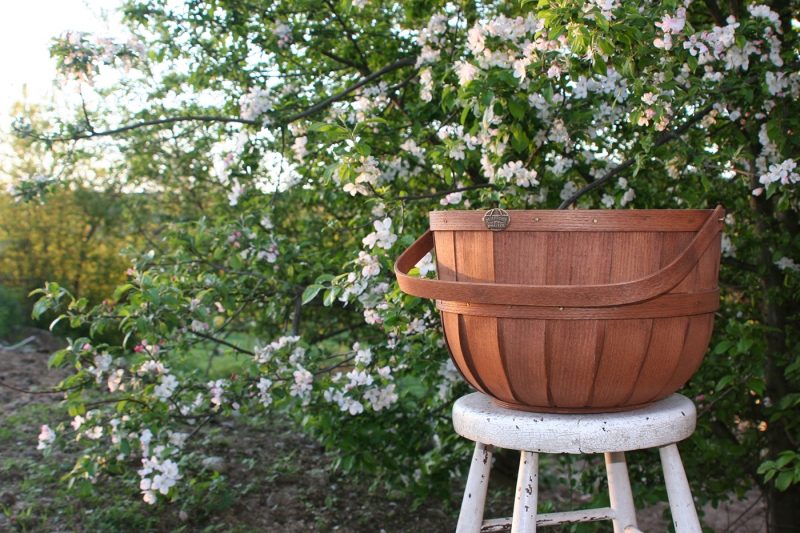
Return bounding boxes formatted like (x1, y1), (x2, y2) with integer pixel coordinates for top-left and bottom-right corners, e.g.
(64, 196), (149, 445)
(6, 0), (800, 531)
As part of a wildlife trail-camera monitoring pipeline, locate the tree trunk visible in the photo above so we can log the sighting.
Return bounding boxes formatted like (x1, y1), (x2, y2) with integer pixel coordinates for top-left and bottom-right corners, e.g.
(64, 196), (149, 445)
(749, 177), (800, 533)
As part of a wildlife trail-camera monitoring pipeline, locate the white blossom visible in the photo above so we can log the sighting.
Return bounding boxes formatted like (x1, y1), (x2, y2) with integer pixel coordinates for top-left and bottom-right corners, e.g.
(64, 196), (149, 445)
(440, 191), (463, 206)
(108, 369), (124, 393)
(765, 72), (788, 96)
(620, 188), (636, 206)
(357, 251), (381, 278)
(292, 135), (308, 162)
(748, 5), (781, 26)
(363, 384), (398, 411)
(139, 457), (182, 504)
(290, 366), (313, 400)
(228, 179), (245, 206)
(37, 425), (56, 450)
(759, 159), (799, 185)
(208, 379), (226, 408)
(497, 160), (539, 187)
(560, 181), (578, 201)
(455, 61), (479, 86)
(256, 377), (273, 407)
(776, 257), (799, 272)
(415, 252), (436, 277)
(273, 22), (292, 48)
(362, 218), (397, 250)
(154, 374), (179, 401)
(419, 68), (433, 102)
(239, 87), (273, 122)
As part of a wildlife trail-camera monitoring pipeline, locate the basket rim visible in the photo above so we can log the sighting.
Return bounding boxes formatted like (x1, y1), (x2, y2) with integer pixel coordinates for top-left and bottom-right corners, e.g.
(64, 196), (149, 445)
(429, 208), (718, 232)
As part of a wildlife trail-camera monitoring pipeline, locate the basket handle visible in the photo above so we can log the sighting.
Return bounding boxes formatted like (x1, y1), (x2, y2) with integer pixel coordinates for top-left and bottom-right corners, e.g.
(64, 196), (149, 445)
(394, 205), (724, 308)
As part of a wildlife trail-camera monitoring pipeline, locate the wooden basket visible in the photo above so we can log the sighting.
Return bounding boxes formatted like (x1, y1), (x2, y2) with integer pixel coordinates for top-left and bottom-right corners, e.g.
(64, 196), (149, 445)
(394, 207), (724, 413)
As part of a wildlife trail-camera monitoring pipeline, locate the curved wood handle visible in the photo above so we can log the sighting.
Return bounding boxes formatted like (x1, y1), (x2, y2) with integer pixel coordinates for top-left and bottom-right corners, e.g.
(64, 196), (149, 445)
(394, 206), (724, 308)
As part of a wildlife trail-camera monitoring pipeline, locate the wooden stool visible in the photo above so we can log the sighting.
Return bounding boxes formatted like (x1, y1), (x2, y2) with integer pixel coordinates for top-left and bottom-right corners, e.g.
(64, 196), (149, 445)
(453, 393), (701, 533)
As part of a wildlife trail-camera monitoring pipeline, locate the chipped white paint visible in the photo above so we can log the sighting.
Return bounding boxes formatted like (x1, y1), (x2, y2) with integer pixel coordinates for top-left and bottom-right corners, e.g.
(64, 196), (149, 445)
(481, 507), (616, 532)
(452, 393), (696, 453)
(605, 452), (638, 533)
(453, 393), (702, 533)
(511, 451), (538, 532)
(456, 442), (493, 533)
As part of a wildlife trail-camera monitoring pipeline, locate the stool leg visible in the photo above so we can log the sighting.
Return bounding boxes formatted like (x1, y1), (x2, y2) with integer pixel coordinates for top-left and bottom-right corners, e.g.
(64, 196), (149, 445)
(604, 452), (638, 533)
(659, 444), (701, 533)
(511, 451), (538, 533)
(456, 442), (493, 533)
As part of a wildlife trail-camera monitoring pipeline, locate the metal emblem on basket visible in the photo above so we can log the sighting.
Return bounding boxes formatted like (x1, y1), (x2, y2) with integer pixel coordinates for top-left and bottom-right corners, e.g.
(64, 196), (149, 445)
(483, 208), (510, 231)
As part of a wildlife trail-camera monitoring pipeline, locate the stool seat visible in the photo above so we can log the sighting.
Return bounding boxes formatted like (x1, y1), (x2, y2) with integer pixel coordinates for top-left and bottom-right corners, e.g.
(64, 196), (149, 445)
(453, 393), (696, 453)
(453, 392), (702, 533)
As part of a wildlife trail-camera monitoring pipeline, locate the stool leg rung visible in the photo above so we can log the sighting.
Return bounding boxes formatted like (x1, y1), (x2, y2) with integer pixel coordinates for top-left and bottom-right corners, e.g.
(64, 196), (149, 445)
(457, 442), (494, 533)
(481, 507), (616, 531)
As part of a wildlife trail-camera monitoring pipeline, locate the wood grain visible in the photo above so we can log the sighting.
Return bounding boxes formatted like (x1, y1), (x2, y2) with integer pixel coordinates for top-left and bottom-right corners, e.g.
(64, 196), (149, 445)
(546, 320), (603, 408)
(498, 318), (549, 406)
(441, 311), (486, 393)
(435, 291), (719, 319)
(625, 317), (691, 406)
(430, 210), (712, 232)
(395, 207), (724, 412)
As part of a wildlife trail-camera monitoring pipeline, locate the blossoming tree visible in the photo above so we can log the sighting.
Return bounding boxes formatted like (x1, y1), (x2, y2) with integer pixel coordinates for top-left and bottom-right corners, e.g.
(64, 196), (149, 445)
(19, 0), (799, 529)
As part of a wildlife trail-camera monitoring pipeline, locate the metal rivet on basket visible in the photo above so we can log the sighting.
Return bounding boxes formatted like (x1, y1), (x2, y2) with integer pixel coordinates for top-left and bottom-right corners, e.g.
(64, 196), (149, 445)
(593, 218), (598, 223)
(559, 307), (564, 311)
(534, 217), (540, 222)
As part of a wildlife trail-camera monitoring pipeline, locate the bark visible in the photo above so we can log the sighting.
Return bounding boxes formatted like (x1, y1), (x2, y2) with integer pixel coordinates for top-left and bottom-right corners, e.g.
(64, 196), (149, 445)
(749, 173), (800, 533)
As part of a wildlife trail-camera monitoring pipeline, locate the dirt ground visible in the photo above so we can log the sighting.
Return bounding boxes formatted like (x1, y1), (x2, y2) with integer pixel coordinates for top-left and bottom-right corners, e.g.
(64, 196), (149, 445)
(0, 330), (767, 532)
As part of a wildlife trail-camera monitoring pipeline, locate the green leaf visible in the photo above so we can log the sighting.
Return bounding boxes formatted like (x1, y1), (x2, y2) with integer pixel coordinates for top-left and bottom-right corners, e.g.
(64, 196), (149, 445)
(775, 471), (794, 491)
(596, 37), (616, 56)
(32, 298), (50, 320)
(113, 283), (135, 301)
(48, 350), (66, 368)
(323, 287), (339, 307)
(460, 105), (471, 125)
(398, 375), (427, 399)
(302, 284), (324, 304)
(508, 99), (525, 120)
(776, 452), (796, 469)
(511, 125), (529, 153)
(715, 375), (734, 392)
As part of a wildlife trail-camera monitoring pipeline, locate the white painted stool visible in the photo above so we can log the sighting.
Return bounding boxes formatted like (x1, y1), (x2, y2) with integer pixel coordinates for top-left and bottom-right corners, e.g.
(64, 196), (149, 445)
(453, 393), (701, 533)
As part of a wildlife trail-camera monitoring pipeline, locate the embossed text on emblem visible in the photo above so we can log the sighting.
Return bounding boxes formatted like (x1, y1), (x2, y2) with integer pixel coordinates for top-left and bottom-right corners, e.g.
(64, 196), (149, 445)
(483, 208), (510, 231)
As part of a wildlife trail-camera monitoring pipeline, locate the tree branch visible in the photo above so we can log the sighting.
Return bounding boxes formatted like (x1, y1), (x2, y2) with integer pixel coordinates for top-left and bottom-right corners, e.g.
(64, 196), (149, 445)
(558, 104), (714, 209)
(704, 0), (727, 25)
(23, 57), (416, 143)
(398, 183), (497, 202)
(323, 0), (370, 72)
(190, 330), (255, 356)
(280, 56), (415, 124)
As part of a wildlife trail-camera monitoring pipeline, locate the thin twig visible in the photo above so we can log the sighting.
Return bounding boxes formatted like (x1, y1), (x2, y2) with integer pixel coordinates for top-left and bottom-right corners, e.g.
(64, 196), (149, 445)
(724, 491), (765, 532)
(190, 331), (255, 356)
(398, 183), (496, 202)
(323, 0), (370, 72)
(0, 379), (74, 395)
